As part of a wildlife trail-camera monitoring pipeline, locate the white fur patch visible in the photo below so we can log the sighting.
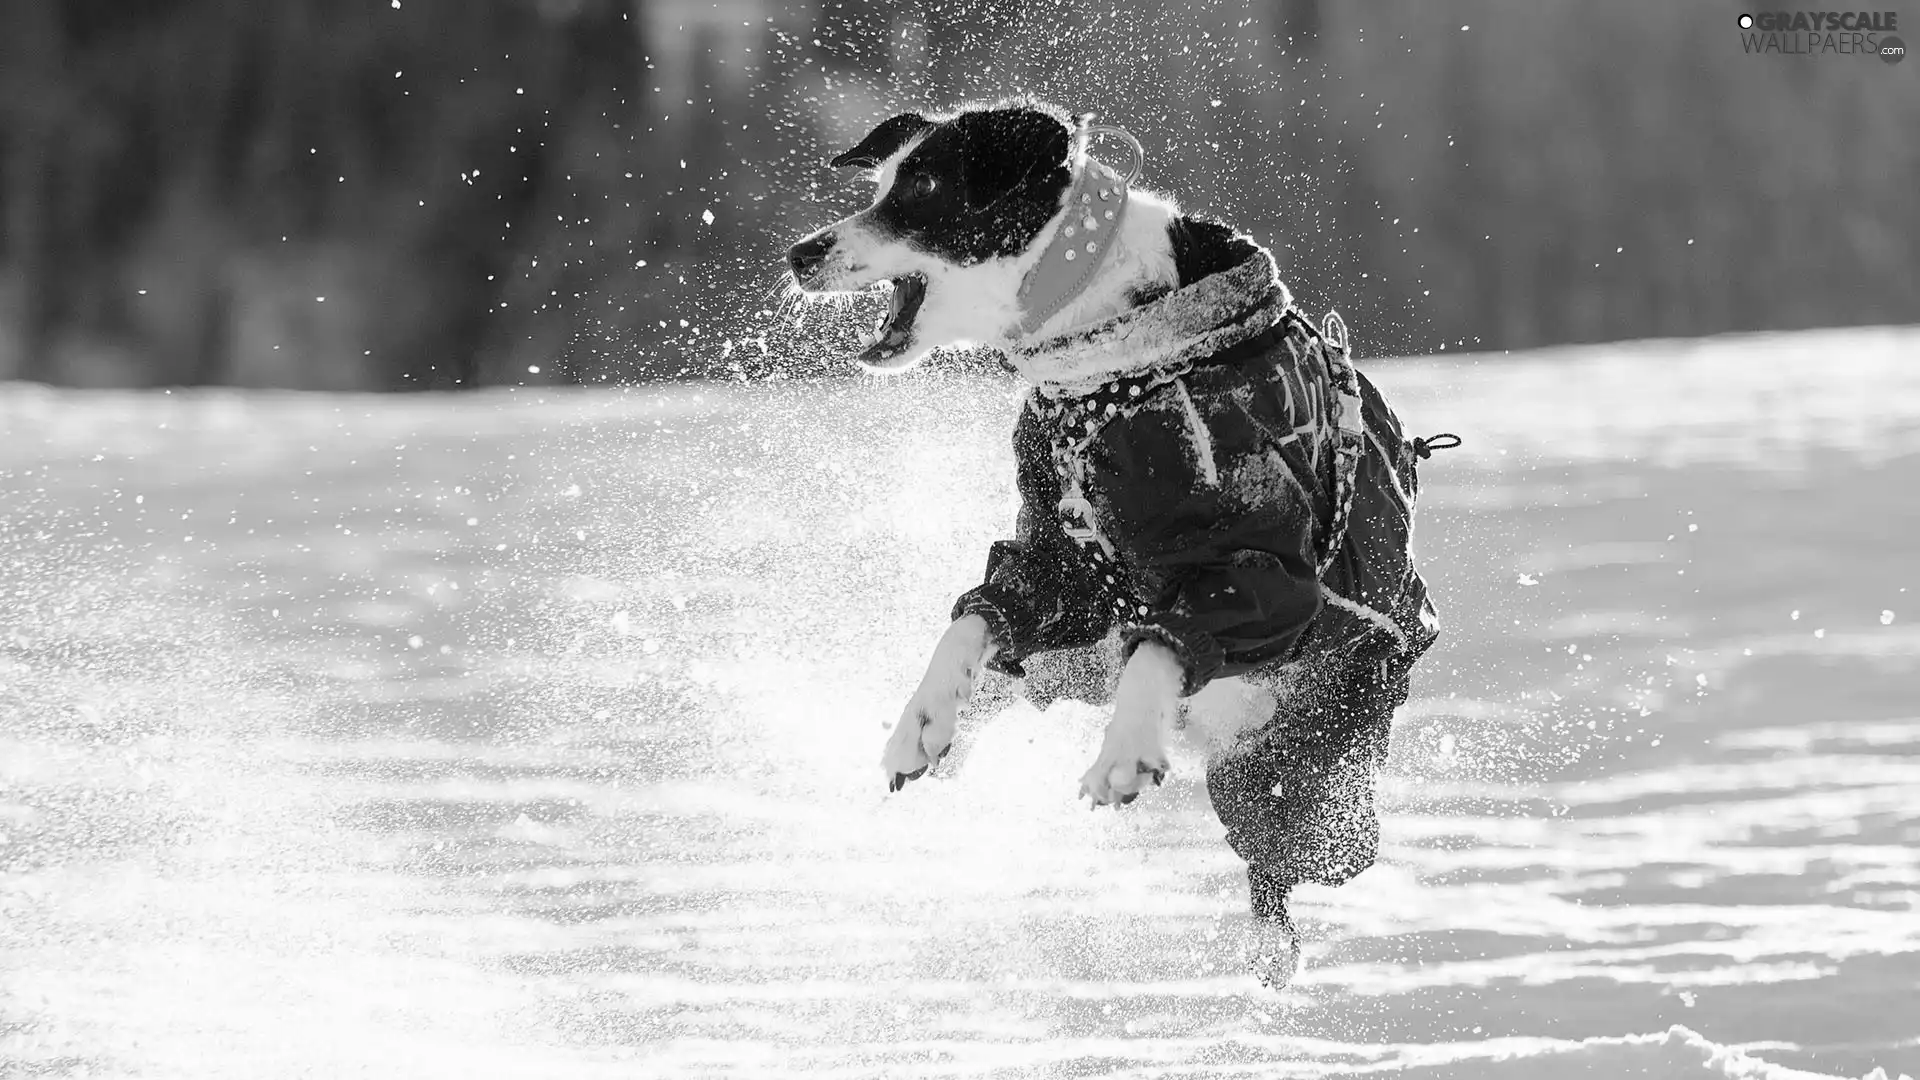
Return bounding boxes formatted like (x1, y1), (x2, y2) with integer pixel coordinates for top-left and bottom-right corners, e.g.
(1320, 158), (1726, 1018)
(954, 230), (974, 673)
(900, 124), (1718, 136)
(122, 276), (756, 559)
(869, 132), (926, 206)
(1180, 676), (1279, 762)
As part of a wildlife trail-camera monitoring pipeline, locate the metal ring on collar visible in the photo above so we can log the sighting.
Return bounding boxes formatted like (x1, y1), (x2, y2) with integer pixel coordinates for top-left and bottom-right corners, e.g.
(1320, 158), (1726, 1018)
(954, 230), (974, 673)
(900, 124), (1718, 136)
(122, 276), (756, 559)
(1085, 124), (1145, 186)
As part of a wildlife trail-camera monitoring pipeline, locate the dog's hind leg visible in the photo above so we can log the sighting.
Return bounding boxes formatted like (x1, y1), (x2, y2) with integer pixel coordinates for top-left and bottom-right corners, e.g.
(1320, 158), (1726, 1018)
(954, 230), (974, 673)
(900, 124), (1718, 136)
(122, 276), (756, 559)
(1204, 651), (1407, 986)
(1207, 652), (1403, 889)
(881, 614), (996, 792)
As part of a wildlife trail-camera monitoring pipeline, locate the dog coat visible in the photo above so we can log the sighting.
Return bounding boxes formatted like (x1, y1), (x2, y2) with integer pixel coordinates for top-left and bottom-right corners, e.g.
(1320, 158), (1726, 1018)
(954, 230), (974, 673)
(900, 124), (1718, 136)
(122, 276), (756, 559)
(954, 246), (1441, 696)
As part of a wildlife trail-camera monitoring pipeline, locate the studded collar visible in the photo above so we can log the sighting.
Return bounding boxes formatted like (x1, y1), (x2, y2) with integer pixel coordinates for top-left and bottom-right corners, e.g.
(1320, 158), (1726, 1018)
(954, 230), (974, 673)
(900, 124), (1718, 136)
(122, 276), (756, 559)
(1013, 125), (1144, 338)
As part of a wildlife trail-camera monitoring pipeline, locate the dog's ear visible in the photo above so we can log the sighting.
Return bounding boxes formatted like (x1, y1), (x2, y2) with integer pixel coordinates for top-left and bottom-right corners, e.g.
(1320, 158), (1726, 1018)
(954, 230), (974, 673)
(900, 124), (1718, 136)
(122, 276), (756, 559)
(956, 109), (1072, 210)
(830, 113), (935, 169)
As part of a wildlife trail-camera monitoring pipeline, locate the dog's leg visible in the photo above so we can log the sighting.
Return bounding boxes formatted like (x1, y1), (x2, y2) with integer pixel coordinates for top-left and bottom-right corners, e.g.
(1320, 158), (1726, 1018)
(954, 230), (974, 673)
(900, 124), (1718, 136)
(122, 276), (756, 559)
(881, 614), (994, 791)
(1078, 640), (1179, 806)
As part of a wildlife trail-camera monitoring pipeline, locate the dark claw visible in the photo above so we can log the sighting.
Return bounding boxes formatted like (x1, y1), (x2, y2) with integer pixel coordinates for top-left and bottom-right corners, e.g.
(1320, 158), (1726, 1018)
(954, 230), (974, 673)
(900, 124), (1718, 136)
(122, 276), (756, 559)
(889, 764), (927, 792)
(1118, 792), (1139, 806)
(1138, 762), (1167, 786)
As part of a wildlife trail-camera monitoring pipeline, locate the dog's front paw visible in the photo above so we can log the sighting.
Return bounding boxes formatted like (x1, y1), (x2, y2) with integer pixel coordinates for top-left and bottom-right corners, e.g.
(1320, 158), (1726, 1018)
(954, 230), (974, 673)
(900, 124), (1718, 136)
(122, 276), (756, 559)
(1077, 718), (1170, 808)
(880, 615), (991, 793)
(880, 693), (958, 792)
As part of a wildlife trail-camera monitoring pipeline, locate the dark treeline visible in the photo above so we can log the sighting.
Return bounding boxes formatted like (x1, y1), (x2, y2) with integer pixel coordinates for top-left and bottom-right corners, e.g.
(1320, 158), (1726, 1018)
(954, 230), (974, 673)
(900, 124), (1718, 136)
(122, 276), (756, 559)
(0, 0), (1913, 389)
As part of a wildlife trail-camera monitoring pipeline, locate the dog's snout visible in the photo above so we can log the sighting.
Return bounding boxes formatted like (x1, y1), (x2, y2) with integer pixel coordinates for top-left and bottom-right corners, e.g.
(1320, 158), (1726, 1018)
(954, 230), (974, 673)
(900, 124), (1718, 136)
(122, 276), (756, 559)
(789, 234), (835, 281)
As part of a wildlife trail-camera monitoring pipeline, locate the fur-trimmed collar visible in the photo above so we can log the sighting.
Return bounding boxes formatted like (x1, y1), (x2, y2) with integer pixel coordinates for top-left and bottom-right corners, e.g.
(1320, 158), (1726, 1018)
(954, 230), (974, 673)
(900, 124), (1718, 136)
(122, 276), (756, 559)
(1009, 249), (1292, 399)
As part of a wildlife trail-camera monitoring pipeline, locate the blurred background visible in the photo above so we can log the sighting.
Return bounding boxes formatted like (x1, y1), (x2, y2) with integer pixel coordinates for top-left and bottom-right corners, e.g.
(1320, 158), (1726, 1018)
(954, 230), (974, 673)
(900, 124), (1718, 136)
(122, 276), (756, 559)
(0, 0), (1914, 390)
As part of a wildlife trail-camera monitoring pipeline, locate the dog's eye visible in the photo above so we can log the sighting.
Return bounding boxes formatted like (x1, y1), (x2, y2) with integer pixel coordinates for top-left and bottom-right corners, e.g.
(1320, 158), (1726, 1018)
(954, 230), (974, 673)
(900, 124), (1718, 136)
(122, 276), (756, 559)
(908, 174), (938, 198)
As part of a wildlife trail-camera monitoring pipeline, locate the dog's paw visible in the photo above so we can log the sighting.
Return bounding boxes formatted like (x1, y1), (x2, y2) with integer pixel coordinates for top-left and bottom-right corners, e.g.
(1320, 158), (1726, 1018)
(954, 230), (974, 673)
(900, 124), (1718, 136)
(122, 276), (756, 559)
(880, 695), (958, 792)
(881, 616), (990, 793)
(1242, 914), (1303, 989)
(1076, 718), (1170, 808)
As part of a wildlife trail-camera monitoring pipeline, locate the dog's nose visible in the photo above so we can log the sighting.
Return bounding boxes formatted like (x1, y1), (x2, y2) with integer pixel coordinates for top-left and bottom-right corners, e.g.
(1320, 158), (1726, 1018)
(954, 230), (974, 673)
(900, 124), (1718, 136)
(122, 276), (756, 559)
(788, 234), (834, 282)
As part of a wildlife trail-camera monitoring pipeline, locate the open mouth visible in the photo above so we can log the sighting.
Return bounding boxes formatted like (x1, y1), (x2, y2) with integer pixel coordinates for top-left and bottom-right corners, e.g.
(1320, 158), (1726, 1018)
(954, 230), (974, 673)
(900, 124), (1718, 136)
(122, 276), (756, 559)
(852, 274), (926, 371)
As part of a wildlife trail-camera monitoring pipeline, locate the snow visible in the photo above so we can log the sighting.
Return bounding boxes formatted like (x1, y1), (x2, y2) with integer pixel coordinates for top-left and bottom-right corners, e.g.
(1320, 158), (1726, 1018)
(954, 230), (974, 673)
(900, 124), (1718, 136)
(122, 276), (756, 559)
(2, 327), (1917, 1079)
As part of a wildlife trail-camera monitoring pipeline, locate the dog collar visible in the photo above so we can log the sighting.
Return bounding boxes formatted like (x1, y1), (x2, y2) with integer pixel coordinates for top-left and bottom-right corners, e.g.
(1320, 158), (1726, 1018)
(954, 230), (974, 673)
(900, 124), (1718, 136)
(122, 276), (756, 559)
(1013, 124), (1145, 338)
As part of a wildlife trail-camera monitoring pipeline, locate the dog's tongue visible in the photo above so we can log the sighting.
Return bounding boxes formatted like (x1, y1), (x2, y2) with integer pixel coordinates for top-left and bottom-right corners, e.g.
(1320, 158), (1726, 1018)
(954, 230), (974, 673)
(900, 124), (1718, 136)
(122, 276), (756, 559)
(852, 274), (926, 372)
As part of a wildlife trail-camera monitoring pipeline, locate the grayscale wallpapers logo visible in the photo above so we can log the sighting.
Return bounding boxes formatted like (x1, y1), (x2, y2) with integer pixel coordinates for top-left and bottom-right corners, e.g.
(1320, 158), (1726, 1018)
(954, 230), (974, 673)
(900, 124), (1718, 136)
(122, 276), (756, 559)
(1737, 10), (1906, 60)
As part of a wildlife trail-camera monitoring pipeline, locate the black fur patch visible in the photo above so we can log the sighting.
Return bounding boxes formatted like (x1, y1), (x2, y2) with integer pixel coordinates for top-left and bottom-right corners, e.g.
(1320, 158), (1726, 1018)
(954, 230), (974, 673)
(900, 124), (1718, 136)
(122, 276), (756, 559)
(1168, 216), (1262, 288)
(856, 106), (1074, 266)
(830, 113), (936, 169)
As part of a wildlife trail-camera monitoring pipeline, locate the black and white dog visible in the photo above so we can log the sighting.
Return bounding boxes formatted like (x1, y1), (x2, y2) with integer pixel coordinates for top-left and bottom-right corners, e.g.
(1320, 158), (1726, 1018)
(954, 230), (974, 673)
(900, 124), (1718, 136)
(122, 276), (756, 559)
(788, 100), (1444, 985)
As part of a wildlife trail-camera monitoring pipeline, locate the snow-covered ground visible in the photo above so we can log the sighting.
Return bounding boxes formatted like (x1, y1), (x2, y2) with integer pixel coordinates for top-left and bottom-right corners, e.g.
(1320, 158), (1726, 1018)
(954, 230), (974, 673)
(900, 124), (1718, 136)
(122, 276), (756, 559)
(2, 327), (1917, 1079)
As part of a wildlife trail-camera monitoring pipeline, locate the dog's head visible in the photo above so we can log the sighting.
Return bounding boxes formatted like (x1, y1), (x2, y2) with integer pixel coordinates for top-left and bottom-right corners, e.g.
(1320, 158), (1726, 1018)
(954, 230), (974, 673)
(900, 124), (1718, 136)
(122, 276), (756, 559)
(786, 103), (1077, 372)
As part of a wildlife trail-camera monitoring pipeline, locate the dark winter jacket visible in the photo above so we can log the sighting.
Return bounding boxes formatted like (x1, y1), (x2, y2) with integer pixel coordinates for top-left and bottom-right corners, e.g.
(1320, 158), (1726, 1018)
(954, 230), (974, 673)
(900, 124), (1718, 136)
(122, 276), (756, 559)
(953, 247), (1439, 696)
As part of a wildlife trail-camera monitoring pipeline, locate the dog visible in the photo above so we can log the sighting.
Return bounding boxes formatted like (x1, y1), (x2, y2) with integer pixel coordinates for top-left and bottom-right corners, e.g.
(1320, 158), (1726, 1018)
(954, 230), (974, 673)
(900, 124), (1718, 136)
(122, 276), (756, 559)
(787, 100), (1446, 985)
